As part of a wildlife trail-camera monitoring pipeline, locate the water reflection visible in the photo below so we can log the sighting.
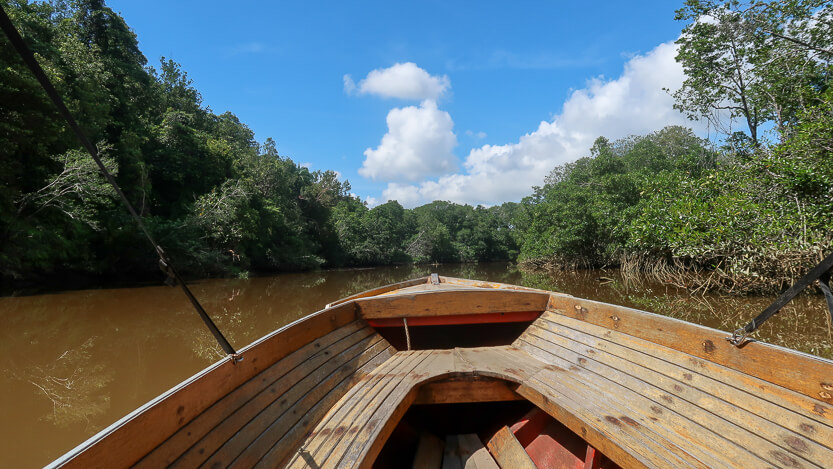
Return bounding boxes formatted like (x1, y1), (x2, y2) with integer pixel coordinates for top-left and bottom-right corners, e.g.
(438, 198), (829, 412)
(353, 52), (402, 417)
(1, 263), (831, 468)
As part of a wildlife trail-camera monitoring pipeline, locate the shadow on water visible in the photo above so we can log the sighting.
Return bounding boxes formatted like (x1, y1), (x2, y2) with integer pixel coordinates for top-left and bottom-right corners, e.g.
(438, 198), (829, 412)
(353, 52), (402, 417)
(1, 262), (830, 468)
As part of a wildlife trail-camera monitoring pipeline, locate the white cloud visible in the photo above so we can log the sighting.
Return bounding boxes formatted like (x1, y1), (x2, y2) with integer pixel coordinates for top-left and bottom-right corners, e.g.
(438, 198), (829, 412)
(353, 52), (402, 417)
(359, 99), (458, 182)
(378, 41), (700, 208)
(344, 62), (450, 100)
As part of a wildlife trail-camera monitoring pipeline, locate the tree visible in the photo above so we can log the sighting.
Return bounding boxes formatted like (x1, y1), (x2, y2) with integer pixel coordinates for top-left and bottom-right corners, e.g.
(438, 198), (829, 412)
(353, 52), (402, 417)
(674, 0), (833, 144)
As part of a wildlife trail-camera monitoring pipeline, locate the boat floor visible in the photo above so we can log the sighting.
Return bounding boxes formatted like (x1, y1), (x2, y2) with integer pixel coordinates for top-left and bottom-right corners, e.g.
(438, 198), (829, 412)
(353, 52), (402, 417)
(279, 311), (832, 469)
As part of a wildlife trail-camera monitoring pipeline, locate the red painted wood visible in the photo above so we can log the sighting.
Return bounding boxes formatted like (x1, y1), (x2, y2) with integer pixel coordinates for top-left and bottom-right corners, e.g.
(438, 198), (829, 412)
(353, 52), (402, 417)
(525, 420), (586, 469)
(366, 311), (541, 327)
(509, 408), (552, 447)
(584, 446), (604, 469)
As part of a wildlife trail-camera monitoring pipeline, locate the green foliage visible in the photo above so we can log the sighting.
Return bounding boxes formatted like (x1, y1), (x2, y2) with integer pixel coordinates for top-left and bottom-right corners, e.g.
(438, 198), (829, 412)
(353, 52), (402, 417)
(517, 127), (716, 268)
(5, 0), (832, 296)
(674, 0), (833, 143)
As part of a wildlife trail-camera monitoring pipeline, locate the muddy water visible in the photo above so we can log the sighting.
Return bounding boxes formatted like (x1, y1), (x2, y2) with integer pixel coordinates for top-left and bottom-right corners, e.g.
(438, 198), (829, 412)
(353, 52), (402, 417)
(1, 263), (831, 468)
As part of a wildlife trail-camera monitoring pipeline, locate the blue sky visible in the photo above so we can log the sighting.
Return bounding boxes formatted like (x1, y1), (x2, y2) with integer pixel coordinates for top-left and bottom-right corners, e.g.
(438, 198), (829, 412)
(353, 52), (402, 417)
(108, 1), (697, 207)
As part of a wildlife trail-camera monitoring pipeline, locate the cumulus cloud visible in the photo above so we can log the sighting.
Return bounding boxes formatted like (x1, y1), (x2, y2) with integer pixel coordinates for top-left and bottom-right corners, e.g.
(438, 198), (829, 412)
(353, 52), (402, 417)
(378, 41), (699, 207)
(359, 100), (458, 182)
(344, 62), (450, 100)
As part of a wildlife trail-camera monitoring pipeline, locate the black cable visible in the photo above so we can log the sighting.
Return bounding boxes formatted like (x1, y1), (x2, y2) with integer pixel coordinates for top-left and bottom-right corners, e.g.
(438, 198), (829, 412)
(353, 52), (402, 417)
(729, 250), (833, 345)
(0, 5), (239, 358)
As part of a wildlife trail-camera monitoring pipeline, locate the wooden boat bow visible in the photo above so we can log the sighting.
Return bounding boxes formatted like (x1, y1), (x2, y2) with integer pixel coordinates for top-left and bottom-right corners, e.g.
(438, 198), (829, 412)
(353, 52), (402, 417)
(47, 275), (833, 468)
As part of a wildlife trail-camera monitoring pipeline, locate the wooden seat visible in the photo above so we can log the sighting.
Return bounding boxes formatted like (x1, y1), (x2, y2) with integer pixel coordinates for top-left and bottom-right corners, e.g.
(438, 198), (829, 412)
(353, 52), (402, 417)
(132, 320), (394, 468)
(283, 346), (541, 469)
(284, 313), (833, 469)
(514, 310), (833, 469)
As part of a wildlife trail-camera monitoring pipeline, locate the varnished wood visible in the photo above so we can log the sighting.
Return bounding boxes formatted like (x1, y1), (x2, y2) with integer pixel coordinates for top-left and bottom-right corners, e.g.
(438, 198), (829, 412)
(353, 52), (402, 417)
(517, 334), (770, 468)
(414, 377), (523, 405)
(259, 344), (396, 469)
(533, 312), (833, 457)
(547, 294), (833, 406)
(357, 289), (550, 319)
(47, 278), (833, 469)
(48, 302), (358, 469)
(284, 351), (430, 469)
(206, 336), (391, 468)
(413, 432), (444, 469)
(486, 426), (537, 469)
(135, 321), (369, 467)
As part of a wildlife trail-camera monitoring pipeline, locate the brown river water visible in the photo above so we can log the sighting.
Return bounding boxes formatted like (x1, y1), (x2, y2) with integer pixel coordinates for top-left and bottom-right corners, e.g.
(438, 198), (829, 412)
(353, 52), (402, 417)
(1, 262), (831, 468)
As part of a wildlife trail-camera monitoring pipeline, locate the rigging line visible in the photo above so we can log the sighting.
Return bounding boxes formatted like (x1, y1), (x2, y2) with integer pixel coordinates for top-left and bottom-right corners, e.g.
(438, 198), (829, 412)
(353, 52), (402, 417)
(0, 5), (239, 359)
(728, 250), (833, 346)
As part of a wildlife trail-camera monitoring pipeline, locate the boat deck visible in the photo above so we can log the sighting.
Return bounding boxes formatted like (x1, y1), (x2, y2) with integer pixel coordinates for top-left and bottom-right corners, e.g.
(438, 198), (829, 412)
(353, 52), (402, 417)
(283, 311), (832, 469)
(49, 279), (833, 469)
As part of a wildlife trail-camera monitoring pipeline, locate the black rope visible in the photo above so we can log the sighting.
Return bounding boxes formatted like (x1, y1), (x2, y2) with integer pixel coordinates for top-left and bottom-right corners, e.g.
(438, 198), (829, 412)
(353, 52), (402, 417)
(0, 5), (239, 359)
(728, 250), (833, 345)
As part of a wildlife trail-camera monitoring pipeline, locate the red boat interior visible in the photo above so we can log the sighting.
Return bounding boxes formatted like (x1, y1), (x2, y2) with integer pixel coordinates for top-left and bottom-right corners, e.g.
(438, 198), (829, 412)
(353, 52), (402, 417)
(375, 399), (620, 468)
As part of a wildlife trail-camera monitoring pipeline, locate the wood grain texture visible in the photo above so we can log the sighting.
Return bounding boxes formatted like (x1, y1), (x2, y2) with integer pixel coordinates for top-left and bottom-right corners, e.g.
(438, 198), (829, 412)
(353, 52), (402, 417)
(486, 426), (537, 469)
(357, 289), (550, 319)
(535, 312), (833, 456)
(48, 302), (358, 469)
(210, 336), (391, 468)
(547, 294), (833, 406)
(134, 321), (369, 468)
(515, 311), (833, 469)
(414, 377), (522, 405)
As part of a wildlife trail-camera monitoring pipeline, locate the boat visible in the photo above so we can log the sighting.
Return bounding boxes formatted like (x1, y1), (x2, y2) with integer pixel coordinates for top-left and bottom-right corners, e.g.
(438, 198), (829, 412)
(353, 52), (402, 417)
(46, 274), (833, 468)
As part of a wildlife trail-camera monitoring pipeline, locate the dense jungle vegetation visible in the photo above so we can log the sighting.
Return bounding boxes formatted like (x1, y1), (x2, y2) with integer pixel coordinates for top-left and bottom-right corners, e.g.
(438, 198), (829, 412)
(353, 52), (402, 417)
(519, 0), (833, 292)
(0, 0), (520, 283)
(2, 0), (832, 293)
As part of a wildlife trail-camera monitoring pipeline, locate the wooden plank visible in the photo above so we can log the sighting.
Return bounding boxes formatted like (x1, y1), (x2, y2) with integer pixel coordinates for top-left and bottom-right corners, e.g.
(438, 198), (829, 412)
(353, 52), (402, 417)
(532, 313), (833, 463)
(282, 351), (431, 469)
(357, 289), (550, 319)
(168, 330), (384, 467)
(135, 321), (368, 467)
(516, 336), (765, 468)
(201, 335), (391, 468)
(486, 426), (537, 469)
(413, 432), (444, 469)
(48, 301), (358, 469)
(547, 294), (833, 406)
(357, 387), (421, 469)
(357, 348), (543, 469)
(342, 352), (448, 468)
(458, 433), (500, 469)
(525, 372), (708, 469)
(266, 346), (397, 469)
(367, 311), (541, 327)
(281, 352), (418, 468)
(494, 350), (714, 468)
(440, 277), (548, 292)
(515, 382), (651, 469)
(524, 322), (820, 465)
(538, 311), (833, 441)
(414, 378), (522, 405)
(443, 434), (463, 469)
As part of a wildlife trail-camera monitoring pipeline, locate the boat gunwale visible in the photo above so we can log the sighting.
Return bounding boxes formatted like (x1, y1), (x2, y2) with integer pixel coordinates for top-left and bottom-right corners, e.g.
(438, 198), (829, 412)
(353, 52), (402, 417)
(46, 277), (833, 468)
